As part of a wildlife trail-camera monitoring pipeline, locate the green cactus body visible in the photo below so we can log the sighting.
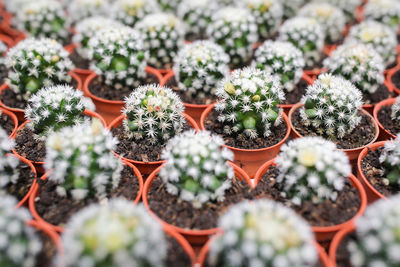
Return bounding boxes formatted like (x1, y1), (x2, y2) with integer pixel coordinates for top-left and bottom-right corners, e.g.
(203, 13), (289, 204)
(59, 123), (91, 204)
(157, 0), (182, 12)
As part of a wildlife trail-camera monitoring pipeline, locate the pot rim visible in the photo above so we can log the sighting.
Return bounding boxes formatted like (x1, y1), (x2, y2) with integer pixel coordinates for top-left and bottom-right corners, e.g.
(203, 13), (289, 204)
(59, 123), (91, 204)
(373, 97), (397, 139)
(0, 107), (18, 137)
(328, 224), (356, 267)
(279, 72), (315, 109)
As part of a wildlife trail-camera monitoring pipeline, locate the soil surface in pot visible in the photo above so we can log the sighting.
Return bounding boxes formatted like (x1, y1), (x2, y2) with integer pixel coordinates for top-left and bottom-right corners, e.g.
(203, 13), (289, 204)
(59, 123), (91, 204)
(69, 49), (90, 69)
(335, 233), (357, 267)
(304, 54), (327, 71)
(377, 105), (400, 136)
(204, 109), (287, 150)
(282, 78), (309, 105)
(34, 165), (140, 227)
(185, 33), (208, 42)
(362, 84), (392, 105)
(147, 175), (253, 230)
(392, 69), (400, 88)
(0, 111), (14, 135)
(0, 64), (8, 83)
(14, 127), (46, 162)
(361, 147), (399, 197)
(35, 231), (56, 267)
(253, 166), (360, 227)
(111, 122), (190, 162)
(165, 236), (191, 267)
(292, 109), (375, 149)
(6, 161), (35, 201)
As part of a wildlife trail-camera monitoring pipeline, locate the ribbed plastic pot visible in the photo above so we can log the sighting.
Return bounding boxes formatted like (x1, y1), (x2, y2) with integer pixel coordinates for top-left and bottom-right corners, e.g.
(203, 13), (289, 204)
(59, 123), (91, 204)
(328, 224), (356, 267)
(0, 107), (18, 138)
(373, 98), (397, 140)
(387, 64), (400, 95)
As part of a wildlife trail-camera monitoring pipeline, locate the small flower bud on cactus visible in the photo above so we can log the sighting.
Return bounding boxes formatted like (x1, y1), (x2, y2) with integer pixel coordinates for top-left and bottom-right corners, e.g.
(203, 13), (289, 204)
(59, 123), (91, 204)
(275, 137), (350, 205)
(0, 128), (19, 189)
(173, 40), (230, 101)
(45, 120), (123, 200)
(323, 43), (385, 95)
(134, 13), (185, 68)
(160, 130), (234, 208)
(122, 84), (185, 145)
(348, 195), (400, 266)
(87, 26), (149, 89)
(364, 0), (400, 30)
(279, 0), (304, 19)
(207, 7), (258, 68)
(311, 0), (362, 21)
(214, 67), (285, 139)
(278, 17), (325, 68)
(61, 199), (167, 267)
(345, 20), (398, 66)
(67, 0), (110, 25)
(300, 73), (363, 138)
(253, 40), (305, 92)
(391, 96), (400, 122)
(208, 199), (318, 267)
(5, 38), (75, 101)
(0, 195), (42, 267)
(379, 136), (400, 185)
(111, 0), (160, 27)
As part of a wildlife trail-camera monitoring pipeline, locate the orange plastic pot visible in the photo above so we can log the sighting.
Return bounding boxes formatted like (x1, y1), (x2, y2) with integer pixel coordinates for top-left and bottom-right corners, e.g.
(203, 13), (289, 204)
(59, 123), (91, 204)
(27, 220), (63, 256)
(289, 103), (379, 162)
(83, 67), (163, 125)
(63, 43), (94, 85)
(0, 33), (14, 49)
(163, 227), (196, 266)
(0, 107), (18, 137)
(373, 98), (397, 140)
(303, 67), (327, 80)
(387, 64), (400, 95)
(254, 159), (367, 244)
(142, 162), (252, 246)
(329, 224), (356, 267)
(108, 113), (199, 175)
(200, 104), (291, 178)
(29, 160), (144, 233)
(355, 5), (364, 23)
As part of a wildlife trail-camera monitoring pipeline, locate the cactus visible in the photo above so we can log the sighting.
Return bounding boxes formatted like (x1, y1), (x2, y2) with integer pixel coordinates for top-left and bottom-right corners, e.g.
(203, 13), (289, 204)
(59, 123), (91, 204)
(0, 128), (19, 189)
(253, 40), (305, 92)
(275, 136), (350, 205)
(206, 7), (258, 68)
(87, 26), (149, 89)
(173, 40), (230, 101)
(160, 130), (235, 208)
(323, 43), (385, 95)
(157, 0), (182, 12)
(5, 38), (75, 102)
(348, 195), (400, 267)
(311, 0), (362, 21)
(45, 119), (123, 200)
(300, 73), (363, 138)
(278, 0), (304, 19)
(111, 0), (160, 27)
(134, 13), (185, 68)
(61, 199), (167, 267)
(364, 0), (400, 30)
(67, 0), (110, 25)
(122, 84), (185, 145)
(214, 67), (285, 139)
(379, 136), (400, 186)
(278, 17), (325, 68)
(208, 199), (318, 267)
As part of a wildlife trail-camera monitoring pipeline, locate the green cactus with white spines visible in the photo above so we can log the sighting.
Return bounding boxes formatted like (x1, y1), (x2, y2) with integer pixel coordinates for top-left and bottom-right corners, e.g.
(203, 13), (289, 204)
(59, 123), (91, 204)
(157, 0), (182, 12)
(5, 38), (75, 102)
(378, 136), (400, 186)
(364, 0), (400, 30)
(214, 67), (285, 139)
(253, 40), (305, 92)
(111, 0), (160, 27)
(0, 128), (19, 190)
(278, 0), (304, 19)
(67, 0), (111, 25)
(311, 0), (362, 22)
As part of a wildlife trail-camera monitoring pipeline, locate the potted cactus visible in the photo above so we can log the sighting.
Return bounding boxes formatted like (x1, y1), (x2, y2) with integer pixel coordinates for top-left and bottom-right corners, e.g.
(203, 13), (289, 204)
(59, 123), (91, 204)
(67, 0), (110, 26)
(200, 67), (290, 177)
(30, 120), (143, 232)
(363, 0), (400, 30)
(311, 0), (362, 23)
(110, 0), (160, 27)
(143, 130), (252, 244)
(374, 96), (400, 140)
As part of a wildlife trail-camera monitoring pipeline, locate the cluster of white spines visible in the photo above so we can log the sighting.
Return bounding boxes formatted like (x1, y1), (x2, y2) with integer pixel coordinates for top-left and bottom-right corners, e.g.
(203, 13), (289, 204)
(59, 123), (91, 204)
(363, 0), (400, 30)
(391, 96), (400, 122)
(279, 0), (304, 18)
(215, 67), (284, 139)
(278, 17), (325, 67)
(311, 0), (362, 21)
(275, 137), (350, 205)
(45, 120), (123, 200)
(160, 130), (234, 208)
(173, 40), (230, 99)
(208, 199), (318, 267)
(111, 0), (160, 27)
(207, 7), (258, 68)
(0, 128), (19, 189)
(67, 0), (110, 25)
(157, 0), (182, 12)
(134, 13), (185, 68)
(0, 195), (41, 267)
(122, 84), (185, 145)
(323, 43), (385, 94)
(61, 199), (167, 267)
(4, 0), (34, 13)
(378, 136), (400, 186)
(348, 196), (400, 267)
(345, 20), (398, 66)
(253, 40), (305, 92)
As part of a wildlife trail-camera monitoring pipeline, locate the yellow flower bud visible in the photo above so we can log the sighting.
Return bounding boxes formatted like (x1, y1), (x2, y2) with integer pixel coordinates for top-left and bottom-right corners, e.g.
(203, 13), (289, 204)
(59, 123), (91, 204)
(224, 83), (236, 95)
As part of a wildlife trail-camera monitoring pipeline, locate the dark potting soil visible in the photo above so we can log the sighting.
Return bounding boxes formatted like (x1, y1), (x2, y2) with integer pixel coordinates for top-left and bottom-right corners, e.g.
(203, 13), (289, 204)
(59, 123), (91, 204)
(363, 84), (392, 105)
(69, 49), (90, 69)
(392, 68), (400, 89)
(111, 122), (190, 162)
(0, 111), (15, 135)
(292, 108), (376, 149)
(304, 54), (327, 71)
(185, 33), (207, 42)
(0, 64), (8, 83)
(204, 109), (287, 149)
(14, 127), (46, 162)
(253, 166), (360, 227)
(361, 147), (400, 197)
(6, 161), (35, 201)
(148, 175), (253, 230)
(88, 75), (160, 101)
(35, 165), (140, 228)
(165, 236), (191, 267)
(282, 78), (309, 105)
(35, 231), (56, 267)
(377, 105), (400, 137)
(335, 234), (356, 267)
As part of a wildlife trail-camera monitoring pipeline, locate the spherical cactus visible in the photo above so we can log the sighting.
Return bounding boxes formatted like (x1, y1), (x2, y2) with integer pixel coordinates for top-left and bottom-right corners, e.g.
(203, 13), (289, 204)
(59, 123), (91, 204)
(275, 136), (350, 205)
(45, 119), (123, 200)
(364, 0), (400, 30)
(67, 0), (110, 25)
(323, 43), (385, 95)
(172, 40), (230, 102)
(208, 199), (318, 267)
(311, 0), (362, 22)
(253, 40), (305, 92)
(157, 0), (182, 12)
(0, 128), (19, 189)
(378, 137), (400, 186)
(160, 130), (234, 208)
(0, 195), (42, 267)
(348, 195), (400, 266)
(206, 7), (258, 68)
(122, 84), (185, 145)
(278, 17), (325, 68)
(214, 67), (285, 139)
(345, 20), (398, 66)
(300, 73), (364, 138)
(87, 26), (149, 89)
(279, 0), (304, 19)
(61, 199), (167, 267)
(5, 38), (75, 101)
(111, 0), (160, 27)
(298, 2), (346, 43)
(134, 13), (185, 68)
